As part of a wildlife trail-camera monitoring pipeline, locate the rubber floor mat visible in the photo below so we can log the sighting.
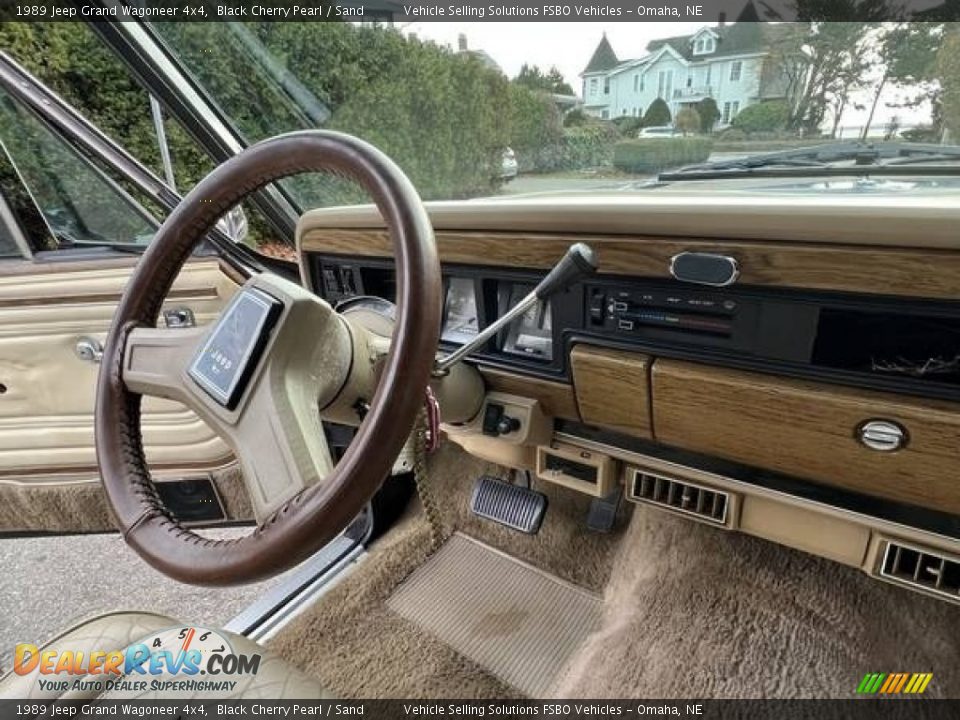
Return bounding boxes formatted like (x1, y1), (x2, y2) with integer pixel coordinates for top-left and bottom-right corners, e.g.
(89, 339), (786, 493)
(386, 532), (601, 696)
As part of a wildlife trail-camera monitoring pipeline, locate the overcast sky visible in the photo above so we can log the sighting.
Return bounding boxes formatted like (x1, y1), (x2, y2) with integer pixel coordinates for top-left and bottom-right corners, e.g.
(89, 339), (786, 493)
(402, 22), (930, 130)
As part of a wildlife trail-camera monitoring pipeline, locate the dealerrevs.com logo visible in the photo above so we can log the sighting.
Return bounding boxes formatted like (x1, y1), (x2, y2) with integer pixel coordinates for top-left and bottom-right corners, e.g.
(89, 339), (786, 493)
(13, 627), (261, 695)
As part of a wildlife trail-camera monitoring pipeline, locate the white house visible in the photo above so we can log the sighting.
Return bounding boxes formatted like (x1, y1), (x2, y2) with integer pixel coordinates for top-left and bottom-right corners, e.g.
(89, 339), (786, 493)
(581, 17), (788, 128)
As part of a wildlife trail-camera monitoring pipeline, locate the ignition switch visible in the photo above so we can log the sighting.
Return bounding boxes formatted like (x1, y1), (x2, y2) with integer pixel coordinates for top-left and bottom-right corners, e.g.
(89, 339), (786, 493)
(482, 402), (521, 437)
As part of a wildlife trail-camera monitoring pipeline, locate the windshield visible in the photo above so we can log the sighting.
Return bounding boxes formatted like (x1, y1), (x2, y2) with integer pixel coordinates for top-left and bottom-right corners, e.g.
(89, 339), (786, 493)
(148, 20), (960, 206)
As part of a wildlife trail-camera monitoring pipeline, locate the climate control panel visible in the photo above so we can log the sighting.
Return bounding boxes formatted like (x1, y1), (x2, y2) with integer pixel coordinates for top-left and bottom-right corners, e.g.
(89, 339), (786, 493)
(588, 285), (745, 338)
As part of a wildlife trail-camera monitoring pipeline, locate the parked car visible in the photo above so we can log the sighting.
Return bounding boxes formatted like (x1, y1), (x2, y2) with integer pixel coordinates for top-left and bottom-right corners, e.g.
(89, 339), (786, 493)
(638, 125), (680, 139)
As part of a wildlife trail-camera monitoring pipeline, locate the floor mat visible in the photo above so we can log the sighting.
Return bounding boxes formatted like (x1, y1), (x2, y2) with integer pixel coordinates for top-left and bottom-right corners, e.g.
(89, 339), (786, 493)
(386, 533), (601, 696)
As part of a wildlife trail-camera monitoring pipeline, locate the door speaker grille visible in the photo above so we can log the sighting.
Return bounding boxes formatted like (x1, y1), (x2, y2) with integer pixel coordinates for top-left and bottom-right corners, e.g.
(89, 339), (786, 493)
(627, 469), (729, 526)
(879, 540), (960, 603)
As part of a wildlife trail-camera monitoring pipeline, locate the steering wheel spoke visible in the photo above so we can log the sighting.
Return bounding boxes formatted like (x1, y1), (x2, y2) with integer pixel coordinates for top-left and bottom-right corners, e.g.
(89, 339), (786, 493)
(121, 324), (207, 403)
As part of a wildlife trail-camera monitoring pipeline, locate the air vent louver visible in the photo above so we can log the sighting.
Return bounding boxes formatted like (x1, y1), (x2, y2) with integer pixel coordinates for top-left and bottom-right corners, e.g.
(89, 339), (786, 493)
(880, 541), (960, 603)
(628, 470), (729, 525)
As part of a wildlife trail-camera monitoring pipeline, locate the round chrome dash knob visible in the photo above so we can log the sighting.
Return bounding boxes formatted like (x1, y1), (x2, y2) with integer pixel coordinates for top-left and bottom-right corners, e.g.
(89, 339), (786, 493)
(857, 420), (907, 452)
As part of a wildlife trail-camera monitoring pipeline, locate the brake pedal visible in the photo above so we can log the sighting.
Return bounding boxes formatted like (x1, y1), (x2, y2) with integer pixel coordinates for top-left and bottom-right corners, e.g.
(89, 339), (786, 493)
(470, 475), (547, 534)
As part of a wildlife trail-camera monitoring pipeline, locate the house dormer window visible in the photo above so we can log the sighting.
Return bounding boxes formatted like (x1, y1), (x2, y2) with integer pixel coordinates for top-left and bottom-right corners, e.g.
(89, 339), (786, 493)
(693, 34), (715, 55)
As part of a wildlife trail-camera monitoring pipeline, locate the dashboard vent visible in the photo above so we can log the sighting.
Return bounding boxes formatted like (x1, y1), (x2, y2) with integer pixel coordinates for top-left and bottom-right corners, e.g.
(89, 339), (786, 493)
(627, 469), (729, 526)
(880, 541), (960, 603)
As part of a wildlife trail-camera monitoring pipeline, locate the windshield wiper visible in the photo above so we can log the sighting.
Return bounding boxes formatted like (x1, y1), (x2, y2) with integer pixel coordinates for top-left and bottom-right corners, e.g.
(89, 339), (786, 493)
(659, 141), (960, 181)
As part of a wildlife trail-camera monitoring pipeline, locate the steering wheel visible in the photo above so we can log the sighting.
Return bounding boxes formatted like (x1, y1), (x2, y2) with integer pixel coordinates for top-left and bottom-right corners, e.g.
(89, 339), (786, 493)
(95, 131), (441, 586)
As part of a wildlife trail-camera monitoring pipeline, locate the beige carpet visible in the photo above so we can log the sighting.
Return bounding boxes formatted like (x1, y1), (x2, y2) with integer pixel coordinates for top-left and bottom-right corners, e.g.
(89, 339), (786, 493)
(555, 505), (960, 699)
(268, 443), (627, 697)
(270, 442), (960, 699)
(268, 512), (518, 698)
(420, 443), (632, 591)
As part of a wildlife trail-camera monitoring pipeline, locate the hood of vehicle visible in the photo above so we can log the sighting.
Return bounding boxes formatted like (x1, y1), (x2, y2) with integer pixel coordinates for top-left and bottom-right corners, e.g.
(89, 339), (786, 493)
(498, 175), (960, 199)
(297, 190), (960, 251)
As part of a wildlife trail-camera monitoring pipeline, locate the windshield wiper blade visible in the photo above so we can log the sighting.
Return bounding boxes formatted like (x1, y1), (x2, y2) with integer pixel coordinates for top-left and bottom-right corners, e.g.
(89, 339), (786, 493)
(661, 141), (960, 179)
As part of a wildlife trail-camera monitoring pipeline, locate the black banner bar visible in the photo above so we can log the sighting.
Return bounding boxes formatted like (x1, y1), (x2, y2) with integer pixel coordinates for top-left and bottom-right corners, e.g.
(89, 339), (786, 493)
(0, 0), (957, 23)
(1, 700), (959, 720)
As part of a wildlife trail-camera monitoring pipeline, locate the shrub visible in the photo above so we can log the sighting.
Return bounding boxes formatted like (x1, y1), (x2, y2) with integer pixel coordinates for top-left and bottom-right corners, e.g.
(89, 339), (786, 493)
(642, 98), (672, 128)
(505, 84), (565, 173)
(525, 124), (621, 172)
(900, 126), (939, 142)
(611, 115), (644, 136)
(731, 100), (790, 133)
(717, 127), (747, 141)
(563, 108), (590, 127)
(675, 107), (701, 136)
(612, 138), (713, 173)
(696, 98), (720, 133)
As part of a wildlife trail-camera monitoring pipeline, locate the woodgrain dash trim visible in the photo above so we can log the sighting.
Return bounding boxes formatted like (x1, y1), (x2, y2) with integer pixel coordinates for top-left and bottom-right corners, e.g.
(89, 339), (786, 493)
(570, 345), (653, 439)
(480, 368), (580, 422)
(300, 229), (960, 300)
(652, 359), (960, 515)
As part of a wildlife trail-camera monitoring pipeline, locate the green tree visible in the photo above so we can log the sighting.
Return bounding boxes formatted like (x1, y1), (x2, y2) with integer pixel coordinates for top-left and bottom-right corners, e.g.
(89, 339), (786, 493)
(695, 98), (720, 133)
(874, 23), (948, 139)
(675, 107), (701, 136)
(642, 98), (672, 128)
(936, 28), (960, 142)
(768, 22), (874, 134)
(732, 100), (790, 133)
(505, 82), (564, 171)
(513, 63), (575, 95)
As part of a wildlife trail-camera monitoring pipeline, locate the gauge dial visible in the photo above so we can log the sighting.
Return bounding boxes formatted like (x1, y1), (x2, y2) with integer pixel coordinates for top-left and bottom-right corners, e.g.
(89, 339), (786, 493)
(442, 277), (479, 344)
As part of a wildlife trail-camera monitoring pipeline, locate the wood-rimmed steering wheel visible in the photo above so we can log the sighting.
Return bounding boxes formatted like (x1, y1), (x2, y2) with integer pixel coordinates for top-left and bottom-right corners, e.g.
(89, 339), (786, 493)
(95, 131), (441, 586)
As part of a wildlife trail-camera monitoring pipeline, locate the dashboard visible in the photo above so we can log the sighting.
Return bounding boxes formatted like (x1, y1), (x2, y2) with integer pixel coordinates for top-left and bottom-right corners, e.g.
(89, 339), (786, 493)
(297, 195), (960, 605)
(309, 251), (960, 404)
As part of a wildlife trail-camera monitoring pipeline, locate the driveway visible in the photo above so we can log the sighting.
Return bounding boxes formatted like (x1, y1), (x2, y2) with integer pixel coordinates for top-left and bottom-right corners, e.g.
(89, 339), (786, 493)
(0, 527), (284, 675)
(500, 152), (748, 196)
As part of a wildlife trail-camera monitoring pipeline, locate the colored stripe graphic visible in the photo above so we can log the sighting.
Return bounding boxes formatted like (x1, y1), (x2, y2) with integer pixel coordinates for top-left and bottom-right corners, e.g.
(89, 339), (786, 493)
(857, 672), (933, 694)
(879, 674), (897, 693)
(894, 674), (909, 693)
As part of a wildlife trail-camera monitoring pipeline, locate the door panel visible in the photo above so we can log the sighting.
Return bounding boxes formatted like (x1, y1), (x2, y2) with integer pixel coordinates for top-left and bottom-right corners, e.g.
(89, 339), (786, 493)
(0, 256), (252, 533)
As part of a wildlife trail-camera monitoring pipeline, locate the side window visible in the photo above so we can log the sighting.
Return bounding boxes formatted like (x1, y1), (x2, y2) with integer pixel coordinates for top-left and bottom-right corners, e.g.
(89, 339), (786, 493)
(0, 87), (156, 249)
(0, 200), (24, 257)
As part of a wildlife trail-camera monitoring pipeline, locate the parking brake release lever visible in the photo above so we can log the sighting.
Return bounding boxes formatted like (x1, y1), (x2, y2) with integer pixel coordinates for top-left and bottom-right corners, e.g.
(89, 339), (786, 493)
(433, 243), (598, 375)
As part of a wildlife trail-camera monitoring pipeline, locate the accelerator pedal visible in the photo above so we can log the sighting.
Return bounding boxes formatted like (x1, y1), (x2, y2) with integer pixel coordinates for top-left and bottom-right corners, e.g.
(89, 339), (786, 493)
(470, 475), (547, 534)
(586, 488), (622, 533)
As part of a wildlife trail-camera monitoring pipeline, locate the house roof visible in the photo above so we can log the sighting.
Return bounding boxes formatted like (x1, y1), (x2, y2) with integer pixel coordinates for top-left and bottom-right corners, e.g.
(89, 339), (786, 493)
(646, 21), (781, 61)
(582, 33), (619, 74)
